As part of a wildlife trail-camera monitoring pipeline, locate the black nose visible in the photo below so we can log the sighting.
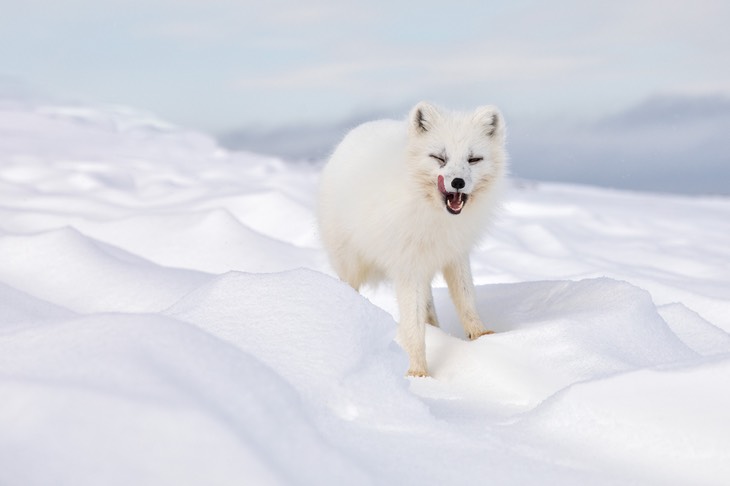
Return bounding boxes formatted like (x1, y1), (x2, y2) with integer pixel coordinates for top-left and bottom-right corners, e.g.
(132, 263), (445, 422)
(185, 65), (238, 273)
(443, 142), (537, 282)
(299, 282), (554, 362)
(451, 178), (465, 190)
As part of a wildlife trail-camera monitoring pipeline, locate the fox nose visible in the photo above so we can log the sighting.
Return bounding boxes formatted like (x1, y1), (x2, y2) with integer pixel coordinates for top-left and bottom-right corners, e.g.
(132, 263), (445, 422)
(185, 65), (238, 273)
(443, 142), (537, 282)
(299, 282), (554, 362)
(451, 178), (465, 190)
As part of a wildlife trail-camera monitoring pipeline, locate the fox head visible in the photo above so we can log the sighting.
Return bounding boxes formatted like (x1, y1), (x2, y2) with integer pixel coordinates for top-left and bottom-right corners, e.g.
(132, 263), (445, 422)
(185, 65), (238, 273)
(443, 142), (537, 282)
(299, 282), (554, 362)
(407, 101), (507, 215)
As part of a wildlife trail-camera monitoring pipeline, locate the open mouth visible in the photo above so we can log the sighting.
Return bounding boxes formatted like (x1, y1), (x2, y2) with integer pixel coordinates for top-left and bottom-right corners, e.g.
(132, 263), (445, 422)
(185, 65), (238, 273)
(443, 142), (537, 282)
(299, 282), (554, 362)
(437, 175), (469, 215)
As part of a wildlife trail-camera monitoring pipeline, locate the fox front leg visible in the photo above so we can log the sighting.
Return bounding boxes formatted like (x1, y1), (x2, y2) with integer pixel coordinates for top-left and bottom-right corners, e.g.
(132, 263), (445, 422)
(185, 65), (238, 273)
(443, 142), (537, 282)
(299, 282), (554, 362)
(443, 257), (493, 340)
(425, 287), (440, 328)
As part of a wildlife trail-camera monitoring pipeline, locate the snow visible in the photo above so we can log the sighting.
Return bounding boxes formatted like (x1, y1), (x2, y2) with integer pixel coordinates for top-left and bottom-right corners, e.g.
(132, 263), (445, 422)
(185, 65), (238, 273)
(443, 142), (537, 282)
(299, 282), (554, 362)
(1, 99), (730, 486)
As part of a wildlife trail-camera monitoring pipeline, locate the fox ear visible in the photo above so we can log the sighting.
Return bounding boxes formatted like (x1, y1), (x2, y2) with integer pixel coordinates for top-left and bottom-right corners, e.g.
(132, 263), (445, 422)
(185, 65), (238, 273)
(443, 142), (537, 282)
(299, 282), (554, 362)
(409, 102), (441, 135)
(473, 105), (504, 138)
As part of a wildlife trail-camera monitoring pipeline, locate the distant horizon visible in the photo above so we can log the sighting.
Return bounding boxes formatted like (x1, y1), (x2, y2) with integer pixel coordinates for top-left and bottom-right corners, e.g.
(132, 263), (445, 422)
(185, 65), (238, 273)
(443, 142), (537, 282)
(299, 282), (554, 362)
(217, 92), (730, 197)
(2, 78), (728, 197)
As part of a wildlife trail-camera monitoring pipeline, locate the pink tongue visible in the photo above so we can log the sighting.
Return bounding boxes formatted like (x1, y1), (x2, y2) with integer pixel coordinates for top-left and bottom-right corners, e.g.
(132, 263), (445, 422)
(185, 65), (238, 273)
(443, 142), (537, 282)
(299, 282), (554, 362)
(438, 175), (446, 193)
(449, 193), (460, 208)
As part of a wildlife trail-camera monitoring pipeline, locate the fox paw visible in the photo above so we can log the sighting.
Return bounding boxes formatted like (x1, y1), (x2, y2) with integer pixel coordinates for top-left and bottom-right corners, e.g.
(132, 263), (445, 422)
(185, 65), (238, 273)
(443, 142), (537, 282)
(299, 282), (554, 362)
(406, 369), (429, 378)
(468, 329), (495, 340)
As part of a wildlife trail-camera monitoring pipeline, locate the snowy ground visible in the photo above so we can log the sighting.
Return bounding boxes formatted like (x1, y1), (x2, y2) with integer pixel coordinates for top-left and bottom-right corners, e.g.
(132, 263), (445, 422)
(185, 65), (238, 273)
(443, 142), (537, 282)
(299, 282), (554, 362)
(1, 99), (730, 486)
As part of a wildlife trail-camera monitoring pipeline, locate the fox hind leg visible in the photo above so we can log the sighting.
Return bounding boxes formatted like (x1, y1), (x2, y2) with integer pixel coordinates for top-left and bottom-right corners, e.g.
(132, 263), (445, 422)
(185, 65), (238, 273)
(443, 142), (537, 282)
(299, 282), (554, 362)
(395, 277), (431, 377)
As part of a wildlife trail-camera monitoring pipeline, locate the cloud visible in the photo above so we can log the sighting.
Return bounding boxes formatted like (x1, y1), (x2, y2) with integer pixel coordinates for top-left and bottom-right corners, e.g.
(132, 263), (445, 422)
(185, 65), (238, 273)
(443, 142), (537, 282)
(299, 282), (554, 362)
(220, 93), (730, 196)
(508, 94), (730, 195)
(232, 50), (595, 105)
(233, 62), (376, 90)
(219, 108), (400, 161)
(598, 94), (730, 127)
(3, 0), (730, 135)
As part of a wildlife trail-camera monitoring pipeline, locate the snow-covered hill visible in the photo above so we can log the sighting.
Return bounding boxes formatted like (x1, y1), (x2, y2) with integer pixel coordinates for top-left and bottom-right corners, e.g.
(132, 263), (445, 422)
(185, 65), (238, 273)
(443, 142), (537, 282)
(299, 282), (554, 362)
(1, 99), (729, 485)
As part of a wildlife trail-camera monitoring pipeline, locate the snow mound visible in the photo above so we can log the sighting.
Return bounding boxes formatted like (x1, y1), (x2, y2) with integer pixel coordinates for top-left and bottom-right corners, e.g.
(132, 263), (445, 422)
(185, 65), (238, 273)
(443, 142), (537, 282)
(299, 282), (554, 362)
(0, 227), (207, 313)
(75, 209), (321, 274)
(0, 282), (75, 326)
(195, 191), (321, 248)
(167, 269), (428, 425)
(415, 278), (698, 414)
(516, 358), (730, 485)
(0, 312), (370, 486)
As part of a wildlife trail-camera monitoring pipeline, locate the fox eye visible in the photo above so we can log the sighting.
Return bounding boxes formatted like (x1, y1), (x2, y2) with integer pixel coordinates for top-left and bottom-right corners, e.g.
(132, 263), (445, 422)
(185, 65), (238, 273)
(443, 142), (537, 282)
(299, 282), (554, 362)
(468, 156), (483, 164)
(429, 154), (447, 167)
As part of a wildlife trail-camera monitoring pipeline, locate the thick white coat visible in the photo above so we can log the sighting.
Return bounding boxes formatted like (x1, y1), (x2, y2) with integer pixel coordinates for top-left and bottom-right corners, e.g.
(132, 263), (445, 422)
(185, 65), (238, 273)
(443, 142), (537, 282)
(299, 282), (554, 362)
(318, 102), (508, 376)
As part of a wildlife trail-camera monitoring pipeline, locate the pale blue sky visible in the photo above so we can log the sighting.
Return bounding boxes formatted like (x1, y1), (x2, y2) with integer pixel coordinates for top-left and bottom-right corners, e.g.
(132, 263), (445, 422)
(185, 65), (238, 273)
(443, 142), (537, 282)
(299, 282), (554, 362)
(2, 0), (728, 132)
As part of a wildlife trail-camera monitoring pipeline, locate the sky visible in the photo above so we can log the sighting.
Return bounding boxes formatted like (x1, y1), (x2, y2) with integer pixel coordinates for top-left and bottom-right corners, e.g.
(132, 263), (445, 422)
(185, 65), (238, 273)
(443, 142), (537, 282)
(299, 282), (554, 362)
(1, 0), (729, 194)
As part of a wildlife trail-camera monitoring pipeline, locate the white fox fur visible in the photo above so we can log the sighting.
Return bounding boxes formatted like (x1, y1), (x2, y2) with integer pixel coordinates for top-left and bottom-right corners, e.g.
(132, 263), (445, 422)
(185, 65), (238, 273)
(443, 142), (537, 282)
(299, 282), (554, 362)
(318, 101), (508, 376)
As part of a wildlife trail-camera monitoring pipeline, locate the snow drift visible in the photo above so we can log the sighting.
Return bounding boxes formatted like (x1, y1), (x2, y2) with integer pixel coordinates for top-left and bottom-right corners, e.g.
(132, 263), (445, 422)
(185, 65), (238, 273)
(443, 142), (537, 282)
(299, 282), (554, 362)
(1, 98), (730, 485)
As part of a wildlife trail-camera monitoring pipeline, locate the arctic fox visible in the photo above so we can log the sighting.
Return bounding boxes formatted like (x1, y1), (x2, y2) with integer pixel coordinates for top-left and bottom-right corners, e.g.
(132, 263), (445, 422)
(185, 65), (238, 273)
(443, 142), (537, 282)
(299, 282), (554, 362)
(318, 102), (508, 377)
